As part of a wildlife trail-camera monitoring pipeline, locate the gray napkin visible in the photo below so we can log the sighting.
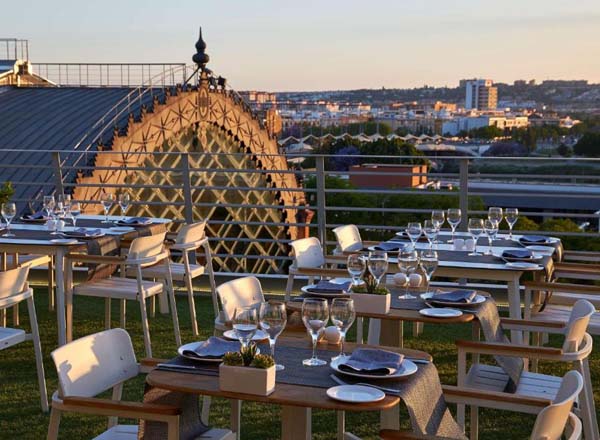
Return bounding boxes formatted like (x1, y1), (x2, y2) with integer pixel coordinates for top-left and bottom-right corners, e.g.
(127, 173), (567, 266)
(182, 337), (240, 359)
(431, 290), (477, 303)
(306, 280), (351, 293)
(64, 228), (103, 238)
(118, 216), (152, 225)
(373, 242), (406, 252)
(338, 348), (404, 376)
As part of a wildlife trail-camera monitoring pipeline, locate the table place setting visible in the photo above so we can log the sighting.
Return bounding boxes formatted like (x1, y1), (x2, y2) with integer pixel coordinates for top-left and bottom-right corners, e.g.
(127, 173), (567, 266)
(301, 279), (352, 298)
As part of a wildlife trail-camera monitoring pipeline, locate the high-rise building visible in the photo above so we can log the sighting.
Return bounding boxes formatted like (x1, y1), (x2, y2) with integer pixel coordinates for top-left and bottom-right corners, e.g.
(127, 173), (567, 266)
(464, 79), (497, 110)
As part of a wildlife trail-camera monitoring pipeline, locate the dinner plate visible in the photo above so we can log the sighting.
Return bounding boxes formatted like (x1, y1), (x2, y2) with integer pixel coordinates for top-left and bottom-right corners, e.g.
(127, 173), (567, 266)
(525, 245), (555, 255)
(419, 308), (463, 318)
(330, 356), (418, 380)
(519, 236), (559, 245)
(19, 216), (47, 223)
(367, 245), (404, 254)
(301, 278), (352, 298)
(420, 291), (486, 307)
(109, 226), (135, 233)
(222, 329), (269, 342)
(49, 238), (79, 245)
(326, 385), (385, 403)
(177, 341), (259, 362)
(504, 261), (542, 270)
(63, 231), (105, 239)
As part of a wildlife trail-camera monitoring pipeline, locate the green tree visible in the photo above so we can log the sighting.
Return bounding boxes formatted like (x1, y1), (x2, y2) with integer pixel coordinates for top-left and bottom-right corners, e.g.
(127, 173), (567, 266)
(0, 182), (13, 205)
(557, 143), (572, 157)
(573, 132), (600, 157)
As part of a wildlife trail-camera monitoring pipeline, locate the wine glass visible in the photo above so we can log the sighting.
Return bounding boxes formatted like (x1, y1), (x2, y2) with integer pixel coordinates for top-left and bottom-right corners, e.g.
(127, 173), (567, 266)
(43, 195), (55, 219)
(488, 207), (503, 225)
(367, 251), (388, 288)
(58, 194), (71, 213)
(419, 250), (438, 294)
(50, 202), (64, 235)
(1, 202), (16, 237)
(100, 193), (114, 224)
(447, 208), (461, 243)
(330, 298), (355, 360)
(397, 249), (419, 299)
(347, 253), (365, 287)
(431, 210), (445, 243)
(505, 208), (519, 240)
(233, 305), (258, 349)
(118, 193), (131, 221)
(406, 222), (422, 250)
(70, 201), (81, 227)
(467, 218), (484, 256)
(259, 301), (287, 371)
(484, 219), (498, 255)
(423, 220), (437, 250)
(301, 298), (329, 366)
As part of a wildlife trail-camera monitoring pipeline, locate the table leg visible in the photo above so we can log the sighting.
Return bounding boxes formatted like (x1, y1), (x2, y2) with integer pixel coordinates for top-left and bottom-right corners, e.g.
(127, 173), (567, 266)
(281, 405), (311, 440)
(380, 402), (400, 431)
(507, 275), (523, 344)
(55, 248), (67, 346)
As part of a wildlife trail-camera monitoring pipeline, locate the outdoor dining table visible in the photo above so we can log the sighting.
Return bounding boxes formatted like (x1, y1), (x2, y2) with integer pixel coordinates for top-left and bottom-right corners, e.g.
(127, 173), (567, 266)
(0, 214), (171, 346)
(146, 337), (433, 440)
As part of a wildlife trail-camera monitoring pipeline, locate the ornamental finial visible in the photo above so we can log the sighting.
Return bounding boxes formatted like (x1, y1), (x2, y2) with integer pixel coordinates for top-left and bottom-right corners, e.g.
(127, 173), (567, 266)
(192, 27), (210, 70)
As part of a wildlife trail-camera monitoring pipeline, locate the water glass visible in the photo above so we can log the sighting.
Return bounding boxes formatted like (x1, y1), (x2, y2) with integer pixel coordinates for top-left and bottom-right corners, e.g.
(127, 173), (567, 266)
(330, 298), (355, 360)
(488, 207), (503, 225)
(259, 301), (287, 371)
(346, 253), (366, 286)
(1, 202), (16, 237)
(467, 218), (484, 256)
(70, 201), (81, 227)
(505, 208), (519, 239)
(118, 193), (131, 221)
(431, 210), (445, 243)
(100, 193), (114, 224)
(58, 194), (71, 213)
(233, 305), (258, 349)
(367, 251), (388, 287)
(397, 249), (419, 299)
(43, 195), (55, 219)
(447, 208), (461, 243)
(301, 298), (329, 366)
(406, 222), (422, 249)
(419, 250), (438, 294)
(484, 219), (498, 255)
(423, 220), (437, 249)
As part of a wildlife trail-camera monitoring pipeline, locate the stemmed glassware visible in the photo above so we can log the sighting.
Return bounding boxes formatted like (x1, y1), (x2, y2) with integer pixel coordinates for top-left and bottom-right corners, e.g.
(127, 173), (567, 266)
(43, 195), (55, 219)
(1, 202), (16, 237)
(259, 301), (287, 371)
(419, 250), (438, 294)
(484, 219), (498, 255)
(467, 218), (484, 256)
(423, 220), (437, 250)
(367, 251), (388, 288)
(505, 208), (519, 240)
(397, 249), (419, 299)
(58, 194), (71, 214)
(70, 201), (81, 227)
(118, 193), (131, 221)
(488, 207), (503, 225)
(50, 201), (63, 235)
(301, 298), (329, 366)
(431, 210), (445, 244)
(330, 298), (355, 360)
(347, 253), (366, 287)
(100, 193), (114, 224)
(406, 222), (422, 250)
(232, 305), (258, 349)
(447, 208), (461, 243)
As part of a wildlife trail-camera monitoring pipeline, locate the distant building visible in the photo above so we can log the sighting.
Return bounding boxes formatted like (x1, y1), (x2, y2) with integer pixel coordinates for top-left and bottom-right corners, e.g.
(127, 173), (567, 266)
(442, 115), (528, 136)
(464, 79), (498, 110)
(349, 164), (429, 189)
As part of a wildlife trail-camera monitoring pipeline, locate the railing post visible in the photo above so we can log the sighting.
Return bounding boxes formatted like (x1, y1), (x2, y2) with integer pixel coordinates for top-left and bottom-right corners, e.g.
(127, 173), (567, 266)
(315, 155), (327, 253)
(180, 153), (194, 224)
(52, 152), (65, 197)
(458, 158), (469, 232)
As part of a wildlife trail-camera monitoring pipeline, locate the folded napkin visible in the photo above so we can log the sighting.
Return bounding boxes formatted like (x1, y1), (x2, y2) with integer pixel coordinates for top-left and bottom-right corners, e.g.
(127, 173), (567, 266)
(502, 249), (533, 260)
(64, 228), (103, 238)
(118, 217), (152, 225)
(306, 280), (351, 294)
(182, 337), (240, 359)
(431, 289), (477, 304)
(21, 210), (48, 221)
(338, 348), (404, 376)
(519, 235), (549, 244)
(373, 241), (405, 252)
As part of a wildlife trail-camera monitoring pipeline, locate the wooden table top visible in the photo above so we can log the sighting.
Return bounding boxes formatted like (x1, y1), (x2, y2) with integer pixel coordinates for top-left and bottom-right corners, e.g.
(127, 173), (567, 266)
(146, 338), (432, 412)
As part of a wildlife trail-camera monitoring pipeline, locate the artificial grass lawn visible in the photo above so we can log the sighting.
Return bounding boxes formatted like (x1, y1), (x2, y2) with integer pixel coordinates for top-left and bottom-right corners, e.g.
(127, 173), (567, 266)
(1, 287), (599, 440)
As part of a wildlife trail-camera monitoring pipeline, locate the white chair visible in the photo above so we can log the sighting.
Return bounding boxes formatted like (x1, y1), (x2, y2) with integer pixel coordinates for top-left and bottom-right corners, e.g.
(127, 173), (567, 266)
(47, 328), (234, 440)
(456, 300), (597, 440)
(214, 276), (265, 334)
(332, 224), (363, 254)
(380, 370), (584, 440)
(0, 265), (48, 412)
(66, 232), (181, 358)
(133, 221), (216, 337)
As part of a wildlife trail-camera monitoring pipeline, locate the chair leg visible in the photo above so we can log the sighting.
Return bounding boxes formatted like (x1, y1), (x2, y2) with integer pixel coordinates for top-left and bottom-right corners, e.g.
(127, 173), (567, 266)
(12, 303), (19, 326)
(28, 296), (48, 412)
(469, 406), (479, 440)
(285, 273), (295, 301)
(0, 309), (5, 327)
(336, 410), (346, 440)
(230, 399), (242, 440)
(104, 298), (111, 330)
(150, 295), (156, 318)
(48, 255), (55, 311)
(119, 299), (127, 328)
(46, 407), (61, 440)
(167, 417), (180, 440)
(166, 284), (182, 348)
(200, 396), (212, 425)
(580, 359), (600, 439)
(185, 272), (200, 337)
(139, 297), (153, 358)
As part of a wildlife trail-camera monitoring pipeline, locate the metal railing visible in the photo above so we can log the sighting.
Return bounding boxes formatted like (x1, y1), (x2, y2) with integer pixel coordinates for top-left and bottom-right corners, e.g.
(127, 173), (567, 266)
(0, 38), (29, 60)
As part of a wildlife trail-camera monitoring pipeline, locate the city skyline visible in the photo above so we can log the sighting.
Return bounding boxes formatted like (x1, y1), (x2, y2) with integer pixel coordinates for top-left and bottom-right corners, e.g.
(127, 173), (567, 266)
(1, 0), (599, 91)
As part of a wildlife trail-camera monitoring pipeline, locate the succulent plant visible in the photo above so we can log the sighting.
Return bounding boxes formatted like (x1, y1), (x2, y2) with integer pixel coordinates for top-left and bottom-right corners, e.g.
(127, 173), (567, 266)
(250, 353), (275, 369)
(223, 351), (243, 366)
(240, 343), (258, 366)
(351, 273), (390, 295)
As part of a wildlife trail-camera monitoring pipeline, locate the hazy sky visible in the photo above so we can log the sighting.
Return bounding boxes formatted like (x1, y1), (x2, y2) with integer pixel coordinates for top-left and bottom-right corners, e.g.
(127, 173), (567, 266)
(2, 0), (599, 91)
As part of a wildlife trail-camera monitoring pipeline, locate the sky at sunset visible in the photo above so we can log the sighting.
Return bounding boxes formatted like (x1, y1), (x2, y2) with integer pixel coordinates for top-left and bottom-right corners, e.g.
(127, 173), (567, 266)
(2, 0), (599, 91)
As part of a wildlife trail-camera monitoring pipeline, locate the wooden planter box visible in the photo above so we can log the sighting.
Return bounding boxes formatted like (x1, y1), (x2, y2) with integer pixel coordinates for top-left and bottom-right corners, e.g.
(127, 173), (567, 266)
(219, 364), (276, 396)
(349, 293), (390, 315)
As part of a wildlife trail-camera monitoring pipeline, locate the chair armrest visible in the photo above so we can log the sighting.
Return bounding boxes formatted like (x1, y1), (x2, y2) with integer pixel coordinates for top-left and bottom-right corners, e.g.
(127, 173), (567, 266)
(324, 255), (347, 263)
(293, 267), (350, 277)
(554, 262), (600, 273)
(500, 318), (566, 333)
(170, 237), (208, 251)
(441, 385), (551, 408)
(61, 396), (181, 417)
(139, 358), (168, 374)
(523, 281), (600, 294)
(65, 254), (127, 264)
(455, 339), (563, 359)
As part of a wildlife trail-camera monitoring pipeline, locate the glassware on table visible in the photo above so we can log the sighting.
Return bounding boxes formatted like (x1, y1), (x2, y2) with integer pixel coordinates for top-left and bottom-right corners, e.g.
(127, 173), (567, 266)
(397, 249), (419, 299)
(505, 208), (519, 240)
(484, 219), (498, 255)
(118, 193), (131, 221)
(347, 253), (366, 287)
(70, 201), (81, 227)
(301, 298), (329, 366)
(1, 202), (16, 237)
(419, 250), (438, 294)
(330, 298), (355, 360)
(488, 207), (503, 225)
(447, 208), (461, 243)
(232, 305), (258, 349)
(100, 193), (115, 224)
(259, 301), (287, 371)
(467, 218), (484, 256)
(431, 210), (445, 243)
(58, 194), (71, 213)
(367, 251), (388, 288)
(406, 222), (422, 250)
(43, 195), (55, 219)
(423, 220), (437, 249)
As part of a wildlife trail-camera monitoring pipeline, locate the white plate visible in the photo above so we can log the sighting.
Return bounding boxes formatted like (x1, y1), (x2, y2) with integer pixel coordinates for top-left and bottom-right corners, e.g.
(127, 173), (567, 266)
(330, 356), (418, 380)
(504, 261), (542, 270)
(327, 385), (385, 403)
(177, 341), (258, 363)
(223, 329), (269, 341)
(301, 278), (352, 298)
(525, 245), (555, 255)
(420, 292), (486, 307)
(419, 308), (463, 318)
(367, 245), (405, 253)
(50, 238), (79, 244)
(109, 227), (135, 233)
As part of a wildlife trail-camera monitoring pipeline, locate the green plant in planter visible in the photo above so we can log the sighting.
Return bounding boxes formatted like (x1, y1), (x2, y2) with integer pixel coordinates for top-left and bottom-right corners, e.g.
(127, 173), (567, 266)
(223, 345), (275, 369)
(223, 352), (243, 366)
(250, 354), (275, 369)
(240, 343), (258, 366)
(351, 273), (390, 295)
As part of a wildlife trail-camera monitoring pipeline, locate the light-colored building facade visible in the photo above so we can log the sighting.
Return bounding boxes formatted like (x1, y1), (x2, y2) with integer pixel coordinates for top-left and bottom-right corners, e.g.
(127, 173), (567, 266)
(464, 79), (498, 110)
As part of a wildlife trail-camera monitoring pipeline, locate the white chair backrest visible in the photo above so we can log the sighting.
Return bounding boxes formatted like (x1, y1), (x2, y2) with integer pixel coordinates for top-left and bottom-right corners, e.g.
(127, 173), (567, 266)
(216, 276), (265, 322)
(333, 225), (363, 253)
(530, 371), (583, 440)
(51, 328), (138, 398)
(175, 221), (206, 245)
(127, 232), (167, 262)
(0, 265), (30, 299)
(290, 237), (325, 269)
(562, 300), (594, 352)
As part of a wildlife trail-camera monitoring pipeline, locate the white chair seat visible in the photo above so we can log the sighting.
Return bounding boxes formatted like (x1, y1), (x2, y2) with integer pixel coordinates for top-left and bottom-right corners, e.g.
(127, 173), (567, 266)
(93, 425), (138, 440)
(533, 305), (600, 335)
(73, 277), (163, 300)
(138, 262), (205, 281)
(0, 327), (26, 349)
